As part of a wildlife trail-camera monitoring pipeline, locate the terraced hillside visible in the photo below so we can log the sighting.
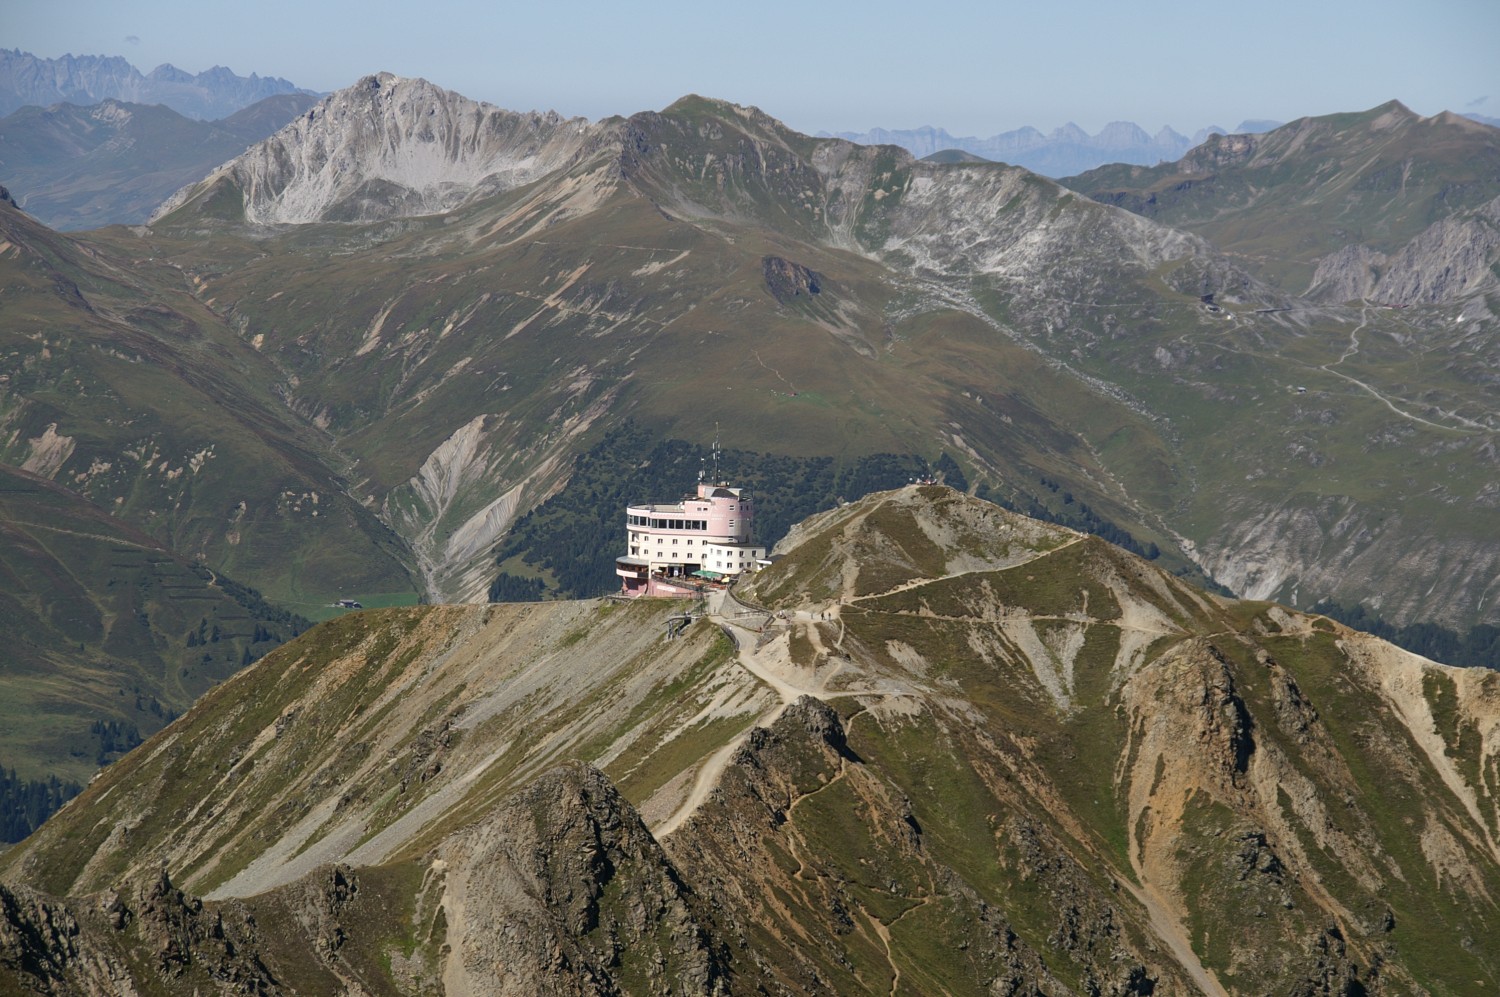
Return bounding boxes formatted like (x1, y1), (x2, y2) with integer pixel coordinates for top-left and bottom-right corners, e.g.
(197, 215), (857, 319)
(5, 487), (1496, 994)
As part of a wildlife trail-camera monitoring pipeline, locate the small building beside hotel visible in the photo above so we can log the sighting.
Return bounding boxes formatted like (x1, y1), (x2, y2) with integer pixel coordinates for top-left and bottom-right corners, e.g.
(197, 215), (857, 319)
(616, 480), (766, 597)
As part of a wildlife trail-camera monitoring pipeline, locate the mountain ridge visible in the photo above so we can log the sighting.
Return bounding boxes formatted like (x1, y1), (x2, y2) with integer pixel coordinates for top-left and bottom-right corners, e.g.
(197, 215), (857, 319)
(4, 484), (1496, 993)
(97, 81), (1500, 633)
(1061, 99), (1500, 295)
(0, 80), (1495, 807)
(153, 73), (601, 225)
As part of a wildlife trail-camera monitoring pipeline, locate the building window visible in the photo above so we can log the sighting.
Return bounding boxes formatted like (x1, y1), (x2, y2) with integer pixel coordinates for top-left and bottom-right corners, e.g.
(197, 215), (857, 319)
(672, 538), (678, 545)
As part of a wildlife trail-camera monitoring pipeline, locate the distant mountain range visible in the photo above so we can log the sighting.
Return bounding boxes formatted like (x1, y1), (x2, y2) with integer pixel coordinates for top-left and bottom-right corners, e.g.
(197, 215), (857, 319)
(822, 119), (1284, 176)
(0, 93), (319, 229)
(0, 48), (317, 120)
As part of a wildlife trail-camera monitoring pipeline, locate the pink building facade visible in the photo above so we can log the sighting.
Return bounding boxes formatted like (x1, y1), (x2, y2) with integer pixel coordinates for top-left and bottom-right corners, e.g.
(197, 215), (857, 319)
(616, 482), (766, 596)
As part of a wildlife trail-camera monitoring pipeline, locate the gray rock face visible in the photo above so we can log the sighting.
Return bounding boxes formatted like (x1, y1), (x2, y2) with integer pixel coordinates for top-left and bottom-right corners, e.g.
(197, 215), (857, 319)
(1309, 195), (1500, 304)
(0, 47), (314, 120)
(154, 73), (603, 224)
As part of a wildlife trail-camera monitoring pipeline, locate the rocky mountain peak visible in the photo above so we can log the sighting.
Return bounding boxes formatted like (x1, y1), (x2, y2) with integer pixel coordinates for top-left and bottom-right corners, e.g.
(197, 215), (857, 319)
(151, 72), (604, 224)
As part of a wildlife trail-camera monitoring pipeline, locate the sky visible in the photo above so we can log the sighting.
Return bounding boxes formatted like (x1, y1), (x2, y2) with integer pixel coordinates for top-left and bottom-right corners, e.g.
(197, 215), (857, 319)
(9, 0), (1499, 137)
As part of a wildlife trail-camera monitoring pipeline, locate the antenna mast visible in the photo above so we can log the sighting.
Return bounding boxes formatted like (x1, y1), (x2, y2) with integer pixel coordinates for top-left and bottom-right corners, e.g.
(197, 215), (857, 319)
(712, 423), (722, 484)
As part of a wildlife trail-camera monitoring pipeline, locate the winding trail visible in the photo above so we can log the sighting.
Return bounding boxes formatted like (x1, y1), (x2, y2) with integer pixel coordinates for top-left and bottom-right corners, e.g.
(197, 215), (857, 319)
(1317, 309), (1477, 433)
(654, 608), (822, 838)
(657, 535), (1112, 838)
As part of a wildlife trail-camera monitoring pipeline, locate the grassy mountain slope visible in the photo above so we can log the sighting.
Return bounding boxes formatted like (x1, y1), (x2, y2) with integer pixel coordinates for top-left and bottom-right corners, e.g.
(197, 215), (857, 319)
(0, 187), (417, 612)
(6, 82), (1496, 657)
(5, 487), (1495, 993)
(0, 464), (303, 788)
(127, 90), (1500, 629)
(118, 98), (1190, 605)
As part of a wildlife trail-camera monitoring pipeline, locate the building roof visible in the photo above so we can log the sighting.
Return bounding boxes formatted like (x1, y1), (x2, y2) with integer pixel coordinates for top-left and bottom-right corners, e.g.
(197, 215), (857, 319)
(616, 556), (651, 566)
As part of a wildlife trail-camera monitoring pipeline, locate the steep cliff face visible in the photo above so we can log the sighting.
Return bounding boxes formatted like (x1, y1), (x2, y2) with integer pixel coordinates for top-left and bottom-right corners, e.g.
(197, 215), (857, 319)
(4, 487), (1496, 994)
(152, 73), (604, 224)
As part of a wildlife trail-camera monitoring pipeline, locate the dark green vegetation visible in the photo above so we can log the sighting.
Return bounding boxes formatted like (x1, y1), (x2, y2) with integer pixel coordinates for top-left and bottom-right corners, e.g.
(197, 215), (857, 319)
(129, 88), (1500, 629)
(2, 83), (1498, 800)
(490, 423), (1187, 602)
(1312, 598), (1500, 670)
(0, 768), (80, 843)
(979, 476), (1161, 563)
(0, 93), (317, 229)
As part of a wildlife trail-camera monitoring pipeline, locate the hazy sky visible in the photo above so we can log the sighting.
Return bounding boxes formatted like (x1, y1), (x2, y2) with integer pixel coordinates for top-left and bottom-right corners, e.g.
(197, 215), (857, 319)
(9, 0), (1498, 136)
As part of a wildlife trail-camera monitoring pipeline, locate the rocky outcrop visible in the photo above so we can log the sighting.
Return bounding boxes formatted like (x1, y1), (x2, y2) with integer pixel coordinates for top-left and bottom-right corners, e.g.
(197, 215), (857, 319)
(5, 487), (1500, 992)
(665, 697), (1178, 994)
(439, 763), (730, 995)
(0, 871), (277, 995)
(762, 255), (824, 304)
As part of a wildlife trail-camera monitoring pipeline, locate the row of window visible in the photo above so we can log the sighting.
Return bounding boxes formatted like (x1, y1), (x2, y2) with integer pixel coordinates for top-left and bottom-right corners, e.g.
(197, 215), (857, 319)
(627, 515), (710, 530)
(630, 533), (746, 546)
(632, 535), (699, 545)
(628, 546), (764, 560)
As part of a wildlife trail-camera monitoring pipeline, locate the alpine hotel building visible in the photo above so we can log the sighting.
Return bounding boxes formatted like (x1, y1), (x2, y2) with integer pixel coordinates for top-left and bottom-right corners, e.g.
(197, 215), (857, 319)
(616, 481), (766, 597)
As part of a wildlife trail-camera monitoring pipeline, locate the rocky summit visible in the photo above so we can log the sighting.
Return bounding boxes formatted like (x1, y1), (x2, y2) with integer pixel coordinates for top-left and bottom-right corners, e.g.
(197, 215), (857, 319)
(151, 73), (603, 225)
(4, 486), (1496, 994)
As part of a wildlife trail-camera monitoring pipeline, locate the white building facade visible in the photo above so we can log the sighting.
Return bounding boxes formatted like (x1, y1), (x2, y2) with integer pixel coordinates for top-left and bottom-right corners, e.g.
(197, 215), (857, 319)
(616, 482), (765, 596)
